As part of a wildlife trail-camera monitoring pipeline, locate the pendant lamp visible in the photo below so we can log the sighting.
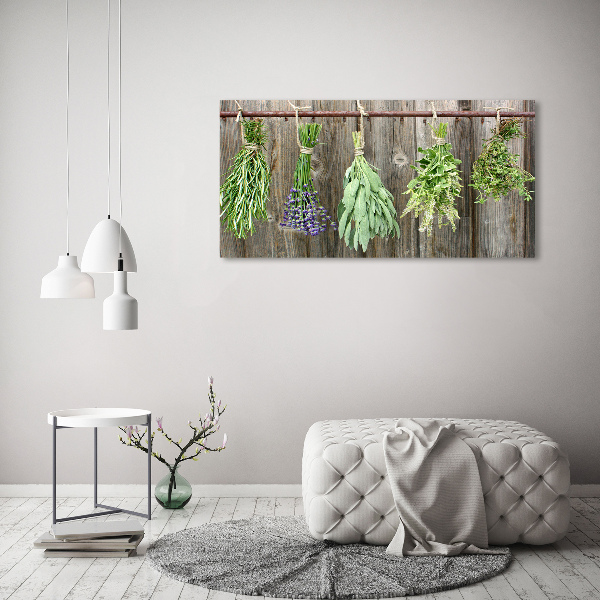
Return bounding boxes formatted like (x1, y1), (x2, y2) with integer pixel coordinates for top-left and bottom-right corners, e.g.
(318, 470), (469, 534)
(81, 0), (136, 275)
(103, 0), (138, 330)
(104, 258), (138, 330)
(41, 0), (94, 299)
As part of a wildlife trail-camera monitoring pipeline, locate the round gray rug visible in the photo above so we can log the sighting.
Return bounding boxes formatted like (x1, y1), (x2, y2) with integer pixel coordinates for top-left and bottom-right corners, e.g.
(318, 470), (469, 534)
(147, 516), (511, 598)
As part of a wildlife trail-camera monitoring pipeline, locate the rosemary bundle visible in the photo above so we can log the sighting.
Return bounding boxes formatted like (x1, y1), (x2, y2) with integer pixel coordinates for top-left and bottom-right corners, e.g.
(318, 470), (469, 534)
(280, 123), (336, 235)
(402, 122), (461, 237)
(338, 131), (399, 252)
(220, 119), (271, 239)
(471, 118), (534, 203)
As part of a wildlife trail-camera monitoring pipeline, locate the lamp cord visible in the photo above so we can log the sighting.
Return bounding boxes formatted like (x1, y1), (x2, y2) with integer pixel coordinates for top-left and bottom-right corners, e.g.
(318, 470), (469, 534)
(107, 0), (111, 219)
(118, 0), (123, 257)
(65, 0), (70, 255)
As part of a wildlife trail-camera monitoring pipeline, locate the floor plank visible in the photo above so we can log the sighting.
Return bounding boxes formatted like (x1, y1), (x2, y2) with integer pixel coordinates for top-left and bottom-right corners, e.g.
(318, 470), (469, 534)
(482, 573), (521, 599)
(253, 498), (275, 517)
(232, 498), (256, 520)
(459, 581), (493, 599)
(511, 544), (577, 599)
(274, 498), (295, 517)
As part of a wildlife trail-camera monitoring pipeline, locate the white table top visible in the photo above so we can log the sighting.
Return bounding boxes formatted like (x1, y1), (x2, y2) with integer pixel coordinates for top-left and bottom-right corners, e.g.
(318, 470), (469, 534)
(48, 408), (151, 428)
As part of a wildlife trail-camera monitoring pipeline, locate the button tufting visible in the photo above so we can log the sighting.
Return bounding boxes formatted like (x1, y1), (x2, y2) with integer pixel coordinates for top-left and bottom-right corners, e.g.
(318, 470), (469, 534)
(539, 514), (544, 519)
(380, 515), (385, 520)
(499, 515), (504, 519)
(520, 495), (524, 499)
(499, 475), (504, 480)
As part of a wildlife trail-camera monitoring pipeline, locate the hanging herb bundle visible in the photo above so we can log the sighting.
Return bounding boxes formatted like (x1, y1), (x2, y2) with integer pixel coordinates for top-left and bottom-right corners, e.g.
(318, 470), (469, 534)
(337, 130), (399, 252)
(280, 122), (336, 235)
(471, 118), (534, 203)
(220, 118), (271, 239)
(402, 122), (461, 237)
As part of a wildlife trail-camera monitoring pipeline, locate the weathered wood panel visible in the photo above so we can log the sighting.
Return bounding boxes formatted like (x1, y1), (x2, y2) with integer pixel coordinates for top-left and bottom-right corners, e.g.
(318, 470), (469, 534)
(220, 99), (535, 258)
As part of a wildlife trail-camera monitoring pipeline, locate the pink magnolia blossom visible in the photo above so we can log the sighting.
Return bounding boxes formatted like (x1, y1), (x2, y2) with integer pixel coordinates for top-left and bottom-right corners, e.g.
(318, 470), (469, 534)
(125, 426), (133, 439)
(223, 433), (228, 447)
(208, 375), (214, 386)
(156, 416), (163, 431)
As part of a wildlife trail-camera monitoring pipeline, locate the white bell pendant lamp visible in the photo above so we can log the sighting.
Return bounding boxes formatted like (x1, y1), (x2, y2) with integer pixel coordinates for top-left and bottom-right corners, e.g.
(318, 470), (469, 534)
(81, 0), (136, 275)
(103, 0), (138, 331)
(41, 0), (94, 299)
(81, 218), (136, 273)
(103, 256), (138, 330)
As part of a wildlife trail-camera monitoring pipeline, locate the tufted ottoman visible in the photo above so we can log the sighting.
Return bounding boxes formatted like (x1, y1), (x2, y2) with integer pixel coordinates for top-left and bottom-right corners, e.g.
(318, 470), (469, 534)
(302, 418), (570, 546)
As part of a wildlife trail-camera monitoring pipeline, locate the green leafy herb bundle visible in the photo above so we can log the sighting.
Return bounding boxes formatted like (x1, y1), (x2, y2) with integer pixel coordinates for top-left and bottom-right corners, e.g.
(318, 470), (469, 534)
(279, 123), (336, 235)
(470, 118), (534, 203)
(402, 122), (461, 237)
(220, 119), (271, 239)
(337, 131), (399, 252)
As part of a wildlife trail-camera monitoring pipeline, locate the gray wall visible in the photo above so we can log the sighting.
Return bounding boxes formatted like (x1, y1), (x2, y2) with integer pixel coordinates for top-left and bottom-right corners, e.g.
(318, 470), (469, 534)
(1, 0), (598, 485)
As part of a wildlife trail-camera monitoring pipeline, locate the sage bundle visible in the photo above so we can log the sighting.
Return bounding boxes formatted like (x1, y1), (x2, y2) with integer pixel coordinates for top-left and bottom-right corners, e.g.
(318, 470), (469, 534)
(471, 118), (534, 203)
(220, 118), (271, 239)
(402, 122), (461, 237)
(280, 109), (336, 235)
(338, 130), (399, 252)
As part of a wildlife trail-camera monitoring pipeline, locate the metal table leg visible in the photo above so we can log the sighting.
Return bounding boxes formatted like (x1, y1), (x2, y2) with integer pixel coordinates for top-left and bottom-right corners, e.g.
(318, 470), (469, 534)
(147, 413), (152, 519)
(94, 427), (98, 508)
(52, 416), (57, 525)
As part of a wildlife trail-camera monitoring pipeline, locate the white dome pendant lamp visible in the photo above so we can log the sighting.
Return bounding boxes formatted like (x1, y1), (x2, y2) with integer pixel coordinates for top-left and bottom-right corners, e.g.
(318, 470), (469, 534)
(41, 0), (94, 299)
(81, 0), (136, 275)
(103, 0), (138, 331)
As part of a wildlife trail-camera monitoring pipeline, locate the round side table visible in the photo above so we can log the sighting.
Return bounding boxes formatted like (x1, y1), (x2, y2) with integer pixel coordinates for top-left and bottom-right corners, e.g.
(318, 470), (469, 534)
(48, 408), (152, 524)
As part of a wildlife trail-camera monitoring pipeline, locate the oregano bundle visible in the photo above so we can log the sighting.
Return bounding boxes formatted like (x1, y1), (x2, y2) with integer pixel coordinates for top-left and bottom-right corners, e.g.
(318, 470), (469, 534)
(402, 122), (461, 237)
(471, 118), (534, 203)
(338, 130), (399, 252)
(220, 119), (271, 239)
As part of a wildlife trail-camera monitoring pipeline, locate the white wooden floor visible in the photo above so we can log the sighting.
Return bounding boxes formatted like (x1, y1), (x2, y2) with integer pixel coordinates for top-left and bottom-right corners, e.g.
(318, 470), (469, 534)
(0, 496), (599, 600)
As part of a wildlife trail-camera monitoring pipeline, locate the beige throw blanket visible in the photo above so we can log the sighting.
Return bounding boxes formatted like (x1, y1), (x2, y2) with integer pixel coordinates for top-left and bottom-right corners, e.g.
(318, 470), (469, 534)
(383, 418), (499, 556)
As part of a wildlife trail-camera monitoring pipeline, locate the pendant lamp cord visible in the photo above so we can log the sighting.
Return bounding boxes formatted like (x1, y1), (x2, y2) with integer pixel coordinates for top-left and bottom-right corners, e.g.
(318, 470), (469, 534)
(65, 0), (70, 255)
(118, 0), (123, 262)
(107, 0), (111, 219)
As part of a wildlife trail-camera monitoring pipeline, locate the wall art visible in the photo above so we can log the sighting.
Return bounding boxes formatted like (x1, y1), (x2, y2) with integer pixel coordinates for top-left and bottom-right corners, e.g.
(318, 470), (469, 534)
(219, 100), (535, 258)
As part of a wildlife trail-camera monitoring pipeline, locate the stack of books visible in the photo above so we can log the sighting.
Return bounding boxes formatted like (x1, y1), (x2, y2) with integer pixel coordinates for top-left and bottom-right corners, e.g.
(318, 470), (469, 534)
(35, 520), (144, 558)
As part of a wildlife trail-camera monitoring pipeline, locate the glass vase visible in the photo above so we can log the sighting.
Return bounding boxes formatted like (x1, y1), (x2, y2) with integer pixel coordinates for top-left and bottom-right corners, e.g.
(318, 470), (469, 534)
(154, 467), (192, 509)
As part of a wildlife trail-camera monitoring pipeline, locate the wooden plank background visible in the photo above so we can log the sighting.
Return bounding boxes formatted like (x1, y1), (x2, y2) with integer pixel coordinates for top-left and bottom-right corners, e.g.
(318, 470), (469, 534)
(219, 100), (535, 258)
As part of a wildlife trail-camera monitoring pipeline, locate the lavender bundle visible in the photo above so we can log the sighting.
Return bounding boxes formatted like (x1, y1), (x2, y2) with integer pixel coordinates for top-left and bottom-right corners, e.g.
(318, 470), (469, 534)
(280, 122), (336, 235)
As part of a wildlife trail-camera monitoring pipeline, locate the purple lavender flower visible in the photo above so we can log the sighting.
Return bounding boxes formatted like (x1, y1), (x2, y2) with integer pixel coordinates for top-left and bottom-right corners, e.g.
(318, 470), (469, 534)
(280, 182), (336, 236)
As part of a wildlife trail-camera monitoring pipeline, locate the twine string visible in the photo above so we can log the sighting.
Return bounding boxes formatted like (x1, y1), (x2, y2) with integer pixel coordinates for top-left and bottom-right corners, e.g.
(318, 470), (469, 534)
(234, 99), (246, 144)
(289, 101), (312, 153)
(430, 101), (444, 145)
(356, 100), (368, 155)
(484, 105), (514, 134)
